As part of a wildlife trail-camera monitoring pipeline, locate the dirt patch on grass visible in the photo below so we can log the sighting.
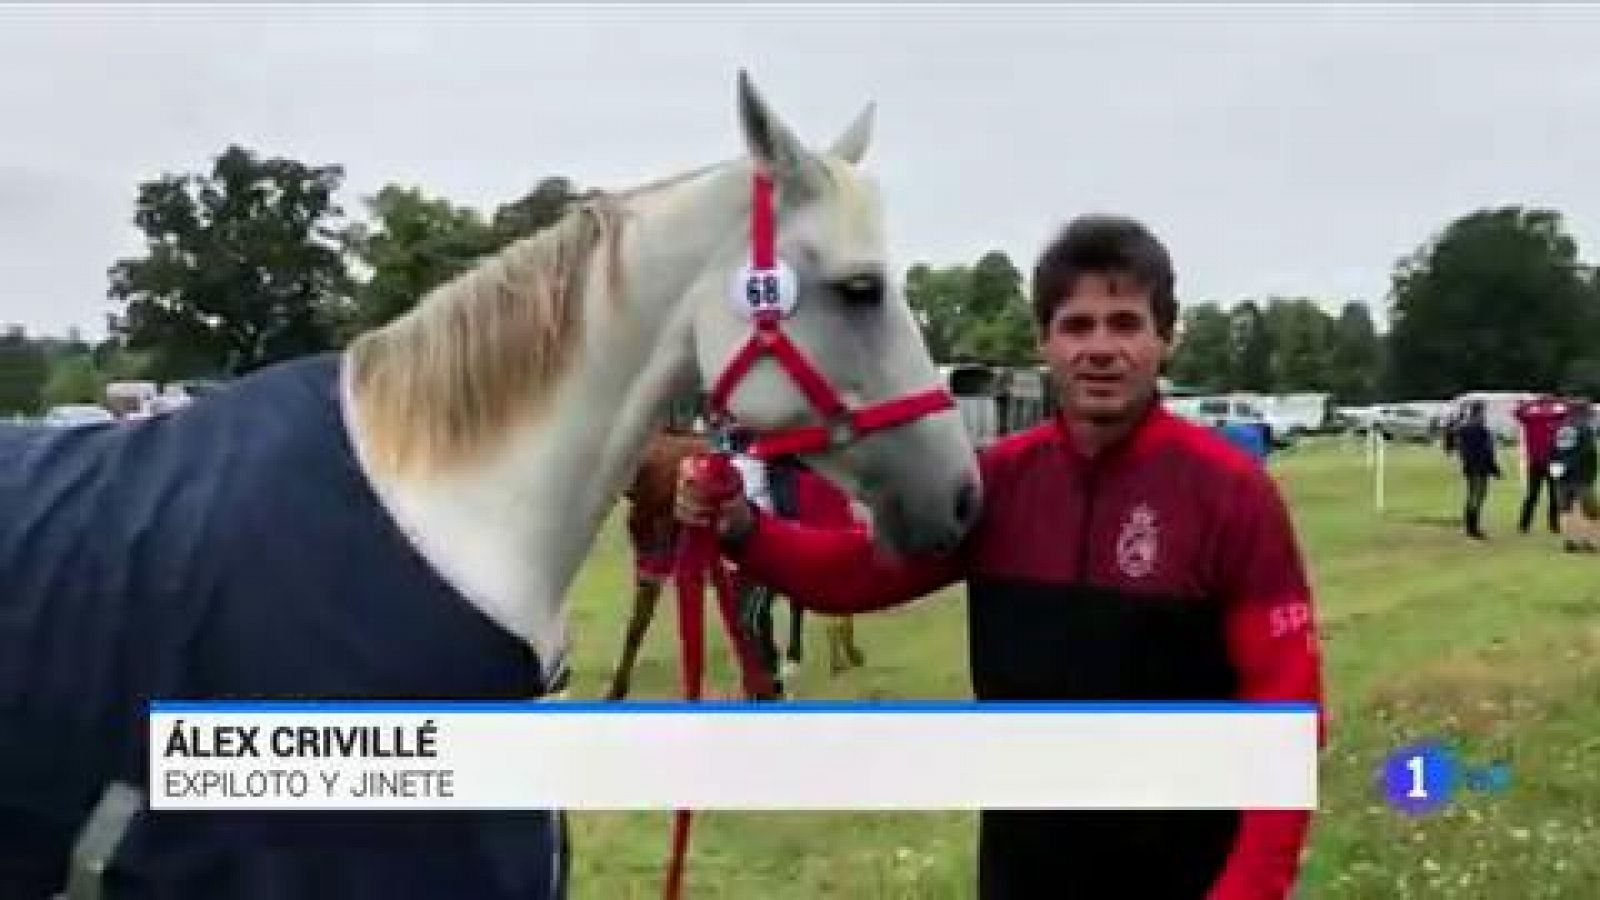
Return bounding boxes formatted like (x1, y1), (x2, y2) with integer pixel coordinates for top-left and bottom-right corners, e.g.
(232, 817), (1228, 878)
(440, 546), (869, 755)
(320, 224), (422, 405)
(1364, 624), (1600, 736)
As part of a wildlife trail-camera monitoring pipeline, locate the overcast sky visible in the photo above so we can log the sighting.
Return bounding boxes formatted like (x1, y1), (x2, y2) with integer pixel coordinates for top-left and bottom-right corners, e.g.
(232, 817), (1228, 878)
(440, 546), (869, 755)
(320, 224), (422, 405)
(4, 4), (1600, 339)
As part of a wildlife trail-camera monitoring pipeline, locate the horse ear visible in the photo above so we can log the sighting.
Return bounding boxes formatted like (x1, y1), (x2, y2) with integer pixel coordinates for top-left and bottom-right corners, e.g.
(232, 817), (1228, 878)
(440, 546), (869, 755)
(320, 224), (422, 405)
(737, 70), (821, 188)
(828, 102), (875, 165)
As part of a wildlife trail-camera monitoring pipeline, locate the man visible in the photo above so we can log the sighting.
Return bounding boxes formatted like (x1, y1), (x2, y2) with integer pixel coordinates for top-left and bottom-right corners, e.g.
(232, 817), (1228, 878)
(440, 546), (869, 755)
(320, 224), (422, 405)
(1453, 399), (1501, 540)
(677, 215), (1324, 899)
(1514, 394), (1568, 534)
(1550, 400), (1598, 553)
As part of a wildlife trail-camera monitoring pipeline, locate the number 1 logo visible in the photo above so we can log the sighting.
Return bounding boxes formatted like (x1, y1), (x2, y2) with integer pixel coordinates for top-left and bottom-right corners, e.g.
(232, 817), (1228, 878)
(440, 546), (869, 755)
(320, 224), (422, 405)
(1406, 754), (1428, 799)
(1383, 743), (1454, 815)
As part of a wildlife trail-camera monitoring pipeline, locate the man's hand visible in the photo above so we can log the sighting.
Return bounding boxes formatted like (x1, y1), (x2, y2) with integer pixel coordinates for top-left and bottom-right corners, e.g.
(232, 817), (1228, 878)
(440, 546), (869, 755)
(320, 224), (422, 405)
(675, 456), (755, 542)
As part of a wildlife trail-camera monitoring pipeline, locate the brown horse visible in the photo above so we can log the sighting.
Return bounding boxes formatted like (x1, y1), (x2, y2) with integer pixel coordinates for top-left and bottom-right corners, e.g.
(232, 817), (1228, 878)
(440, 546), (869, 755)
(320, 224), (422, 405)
(604, 426), (704, 702)
(604, 427), (864, 701)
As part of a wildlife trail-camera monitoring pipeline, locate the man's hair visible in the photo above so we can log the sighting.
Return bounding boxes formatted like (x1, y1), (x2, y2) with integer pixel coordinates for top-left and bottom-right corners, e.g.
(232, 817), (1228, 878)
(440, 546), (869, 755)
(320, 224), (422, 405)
(1031, 214), (1177, 338)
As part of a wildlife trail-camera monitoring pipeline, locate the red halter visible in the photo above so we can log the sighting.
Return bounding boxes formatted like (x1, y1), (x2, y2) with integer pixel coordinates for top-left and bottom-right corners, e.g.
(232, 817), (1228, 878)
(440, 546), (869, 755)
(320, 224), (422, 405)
(661, 171), (956, 899)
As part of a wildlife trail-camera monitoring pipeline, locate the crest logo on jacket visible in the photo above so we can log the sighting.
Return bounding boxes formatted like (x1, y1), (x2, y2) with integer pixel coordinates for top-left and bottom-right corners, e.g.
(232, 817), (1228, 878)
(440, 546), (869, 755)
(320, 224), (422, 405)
(1116, 503), (1160, 578)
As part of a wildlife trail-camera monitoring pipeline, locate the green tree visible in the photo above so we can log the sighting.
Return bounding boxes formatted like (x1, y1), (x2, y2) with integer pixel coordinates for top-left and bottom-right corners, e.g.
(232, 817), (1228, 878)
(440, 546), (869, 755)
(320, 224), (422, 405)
(89, 336), (153, 383)
(963, 252), (1037, 365)
(40, 352), (108, 407)
(904, 263), (967, 362)
(905, 253), (1037, 366)
(0, 326), (49, 416)
(1561, 356), (1600, 398)
(347, 186), (500, 331)
(490, 176), (580, 245)
(965, 251), (1021, 320)
(1262, 297), (1338, 391)
(1327, 302), (1383, 403)
(1167, 303), (1234, 389)
(107, 144), (355, 381)
(1385, 206), (1599, 398)
(346, 177), (582, 332)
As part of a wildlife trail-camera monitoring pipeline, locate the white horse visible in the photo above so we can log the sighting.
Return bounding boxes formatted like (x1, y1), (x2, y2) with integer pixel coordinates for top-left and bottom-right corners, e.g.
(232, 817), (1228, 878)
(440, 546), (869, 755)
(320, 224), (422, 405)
(344, 71), (980, 678)
(0, 72), (980, 898)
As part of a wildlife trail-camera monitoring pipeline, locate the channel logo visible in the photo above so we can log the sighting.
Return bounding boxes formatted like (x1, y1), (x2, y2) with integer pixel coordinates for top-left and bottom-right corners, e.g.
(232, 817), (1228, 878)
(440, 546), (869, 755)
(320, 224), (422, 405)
(1380, 741), (1510, 815)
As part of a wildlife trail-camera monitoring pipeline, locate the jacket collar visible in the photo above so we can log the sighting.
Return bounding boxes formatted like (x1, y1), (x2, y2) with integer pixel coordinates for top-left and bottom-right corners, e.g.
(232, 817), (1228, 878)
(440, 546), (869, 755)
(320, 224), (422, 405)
(1051, 393), (1173, 468)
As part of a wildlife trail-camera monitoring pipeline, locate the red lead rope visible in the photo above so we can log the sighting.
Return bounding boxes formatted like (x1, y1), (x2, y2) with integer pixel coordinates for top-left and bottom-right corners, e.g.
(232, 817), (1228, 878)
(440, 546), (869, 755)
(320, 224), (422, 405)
(661, 170), (784, 900)
(664, 453), (775, 900)
(660, 168), (955, 898)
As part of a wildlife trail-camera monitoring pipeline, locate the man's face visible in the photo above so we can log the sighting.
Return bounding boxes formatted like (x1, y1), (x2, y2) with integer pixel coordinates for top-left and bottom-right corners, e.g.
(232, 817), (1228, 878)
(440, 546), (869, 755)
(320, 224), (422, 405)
(1039, 272), (1169, 426)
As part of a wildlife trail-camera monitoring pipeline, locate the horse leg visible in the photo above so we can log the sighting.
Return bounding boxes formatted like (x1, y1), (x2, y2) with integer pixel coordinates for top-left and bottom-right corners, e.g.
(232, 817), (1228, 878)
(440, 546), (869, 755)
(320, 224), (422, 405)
(756, 590), (782, 699)
(736, 574), (782, 700)
(841, 615), (866, 668)
(825, 617), (865, 674)
(828, 619), (849, 675)
(782, 600), (804, 679)
(606, 579), (662, 702)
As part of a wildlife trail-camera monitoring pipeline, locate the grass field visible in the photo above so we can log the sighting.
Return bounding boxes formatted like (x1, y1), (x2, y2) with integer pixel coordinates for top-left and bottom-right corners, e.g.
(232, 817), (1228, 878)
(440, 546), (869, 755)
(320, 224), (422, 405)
(557, 437), (1600, 899)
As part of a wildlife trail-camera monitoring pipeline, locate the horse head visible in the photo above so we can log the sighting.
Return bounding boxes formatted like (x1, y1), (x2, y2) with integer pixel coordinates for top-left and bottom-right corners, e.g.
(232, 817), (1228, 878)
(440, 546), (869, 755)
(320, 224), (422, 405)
(684, 73), (982, 557)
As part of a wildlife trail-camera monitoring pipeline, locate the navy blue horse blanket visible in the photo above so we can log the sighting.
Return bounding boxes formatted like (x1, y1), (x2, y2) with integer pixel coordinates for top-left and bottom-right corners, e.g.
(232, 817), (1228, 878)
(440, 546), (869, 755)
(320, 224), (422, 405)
(1, 353), (567, 899)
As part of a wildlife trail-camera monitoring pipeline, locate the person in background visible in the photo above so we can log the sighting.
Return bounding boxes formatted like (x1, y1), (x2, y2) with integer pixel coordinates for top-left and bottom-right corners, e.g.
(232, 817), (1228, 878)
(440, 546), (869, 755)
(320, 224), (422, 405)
(1453, 399), (1501, 540)
(729, 432), (773, 515)
(727, 432), (786, 699)
(1514, 394), (1569, 534)
(1441, 404), (1463, 457)
(1550, 400), (1598, 554)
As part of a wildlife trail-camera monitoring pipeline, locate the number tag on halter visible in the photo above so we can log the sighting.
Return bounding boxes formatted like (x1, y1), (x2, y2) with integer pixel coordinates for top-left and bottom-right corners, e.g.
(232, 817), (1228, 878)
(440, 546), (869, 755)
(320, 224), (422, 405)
(728, 261), (798, 320)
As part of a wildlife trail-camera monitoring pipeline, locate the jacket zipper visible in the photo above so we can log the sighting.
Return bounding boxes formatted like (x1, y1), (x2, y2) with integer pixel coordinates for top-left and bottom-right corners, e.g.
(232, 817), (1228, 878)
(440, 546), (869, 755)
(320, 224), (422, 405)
(1076, 462), (1099, 583)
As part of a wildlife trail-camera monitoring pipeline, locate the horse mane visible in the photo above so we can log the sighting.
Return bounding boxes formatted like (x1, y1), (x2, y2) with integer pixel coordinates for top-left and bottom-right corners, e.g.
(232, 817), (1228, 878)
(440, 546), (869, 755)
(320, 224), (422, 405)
(346, 193), (629, 478)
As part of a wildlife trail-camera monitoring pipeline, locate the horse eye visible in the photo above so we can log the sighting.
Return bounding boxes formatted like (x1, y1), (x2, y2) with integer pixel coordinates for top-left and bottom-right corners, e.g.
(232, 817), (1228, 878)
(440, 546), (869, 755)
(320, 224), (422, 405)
(831, 274), (884, 307)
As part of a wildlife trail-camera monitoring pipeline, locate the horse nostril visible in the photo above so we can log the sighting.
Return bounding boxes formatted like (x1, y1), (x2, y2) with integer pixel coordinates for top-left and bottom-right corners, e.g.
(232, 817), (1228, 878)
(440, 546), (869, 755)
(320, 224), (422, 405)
(953, 479), (980, 529)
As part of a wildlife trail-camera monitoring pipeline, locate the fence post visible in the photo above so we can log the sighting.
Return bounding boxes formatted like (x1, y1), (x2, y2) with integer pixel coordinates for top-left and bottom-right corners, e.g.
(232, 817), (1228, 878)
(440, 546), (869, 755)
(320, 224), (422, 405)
(1373, 428), (1386, 513)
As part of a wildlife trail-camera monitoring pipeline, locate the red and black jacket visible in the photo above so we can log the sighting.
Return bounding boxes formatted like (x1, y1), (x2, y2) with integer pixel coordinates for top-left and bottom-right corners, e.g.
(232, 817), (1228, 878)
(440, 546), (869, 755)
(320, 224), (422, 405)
(727, 401), (1325, 899)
